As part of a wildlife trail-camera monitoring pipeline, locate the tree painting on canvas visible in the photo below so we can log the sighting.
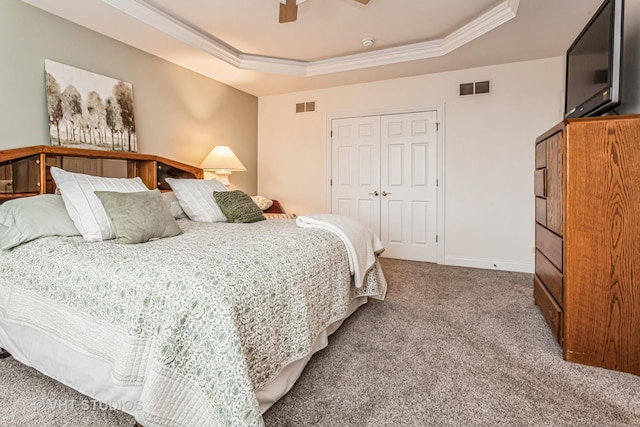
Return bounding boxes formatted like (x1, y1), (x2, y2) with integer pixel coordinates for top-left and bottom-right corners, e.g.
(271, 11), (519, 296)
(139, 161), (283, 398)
(45, 60), (137, 152)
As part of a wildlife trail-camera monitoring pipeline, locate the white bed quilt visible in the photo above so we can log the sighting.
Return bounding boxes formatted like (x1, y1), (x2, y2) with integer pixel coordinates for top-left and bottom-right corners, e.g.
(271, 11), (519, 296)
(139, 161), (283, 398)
(0, 219), (386, 426)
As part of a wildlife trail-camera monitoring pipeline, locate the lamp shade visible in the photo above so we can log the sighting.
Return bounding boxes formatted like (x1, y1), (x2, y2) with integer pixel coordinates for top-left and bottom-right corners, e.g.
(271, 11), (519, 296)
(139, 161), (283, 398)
(201, 146), (246, 171)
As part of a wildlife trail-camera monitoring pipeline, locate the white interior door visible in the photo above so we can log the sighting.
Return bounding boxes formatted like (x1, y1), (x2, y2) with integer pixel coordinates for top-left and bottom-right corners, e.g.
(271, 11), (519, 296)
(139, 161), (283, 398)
(330, 116), (381, 234)
(380, 111), (438, 262)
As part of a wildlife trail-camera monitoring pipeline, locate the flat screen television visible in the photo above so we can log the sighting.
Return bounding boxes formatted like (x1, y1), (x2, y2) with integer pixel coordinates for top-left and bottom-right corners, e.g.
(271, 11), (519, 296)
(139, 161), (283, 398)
(564, 0), (624, 118)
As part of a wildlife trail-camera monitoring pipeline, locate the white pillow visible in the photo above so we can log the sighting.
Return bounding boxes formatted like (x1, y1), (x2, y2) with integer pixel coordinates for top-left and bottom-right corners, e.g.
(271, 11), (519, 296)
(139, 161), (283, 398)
(165, 178), (228, 222)
(50, 167), (148, 241)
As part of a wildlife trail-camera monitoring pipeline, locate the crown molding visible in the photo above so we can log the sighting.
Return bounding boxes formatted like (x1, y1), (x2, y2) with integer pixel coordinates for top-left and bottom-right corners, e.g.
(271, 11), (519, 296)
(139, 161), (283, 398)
(101, 0), (242, 67)
(239, 54), (307, 76)
(101, 0), (520, 77)
(279, 0), (309, 4)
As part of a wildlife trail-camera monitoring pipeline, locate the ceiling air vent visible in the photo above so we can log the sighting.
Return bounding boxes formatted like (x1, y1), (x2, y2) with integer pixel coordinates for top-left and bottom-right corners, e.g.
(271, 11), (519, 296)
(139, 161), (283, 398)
(295, 101), (316, 113)
(459, 80), (491, 96)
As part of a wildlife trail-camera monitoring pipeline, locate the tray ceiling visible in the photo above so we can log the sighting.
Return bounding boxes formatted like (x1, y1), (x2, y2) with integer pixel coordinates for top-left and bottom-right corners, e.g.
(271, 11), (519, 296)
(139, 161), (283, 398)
(21, 0), (606, 96)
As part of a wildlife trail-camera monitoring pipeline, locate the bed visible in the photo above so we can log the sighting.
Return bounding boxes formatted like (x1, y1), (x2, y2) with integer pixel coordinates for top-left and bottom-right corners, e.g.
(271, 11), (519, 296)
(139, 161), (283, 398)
(0, 146), (387, 426)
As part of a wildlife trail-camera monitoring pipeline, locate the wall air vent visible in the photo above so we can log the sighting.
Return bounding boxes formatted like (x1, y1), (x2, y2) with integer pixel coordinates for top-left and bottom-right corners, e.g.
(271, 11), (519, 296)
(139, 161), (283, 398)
(459, 80), (492, 96)
(295, 101), (316, 113)
(459, 83), (474, 96)
(475, 80), (491, 94)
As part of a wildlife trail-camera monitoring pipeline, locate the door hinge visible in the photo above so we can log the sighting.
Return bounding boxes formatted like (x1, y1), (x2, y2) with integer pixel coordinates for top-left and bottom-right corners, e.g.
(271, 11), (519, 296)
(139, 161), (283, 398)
(330, 130), (333, 138)
(436, 122), (440, 131)
(436, 235), (438, 243)
(330, 179), (333, 186)
(436, 179), (439, 187)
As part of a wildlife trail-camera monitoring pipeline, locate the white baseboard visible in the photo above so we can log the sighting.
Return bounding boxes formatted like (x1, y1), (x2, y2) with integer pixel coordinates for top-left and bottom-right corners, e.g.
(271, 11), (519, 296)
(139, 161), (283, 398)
(444, 256), (534, 274)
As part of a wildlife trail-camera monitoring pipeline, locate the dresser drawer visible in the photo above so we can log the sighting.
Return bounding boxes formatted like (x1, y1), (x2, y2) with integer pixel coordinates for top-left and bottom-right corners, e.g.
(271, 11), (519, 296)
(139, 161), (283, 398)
(534, 275), (563, 344)
(534, 169), (546, 198)
(535, 224), (563, 271)
(535, 140), (546, 169)
(535, 250), (563, 306)
(535, 197), (547, 226)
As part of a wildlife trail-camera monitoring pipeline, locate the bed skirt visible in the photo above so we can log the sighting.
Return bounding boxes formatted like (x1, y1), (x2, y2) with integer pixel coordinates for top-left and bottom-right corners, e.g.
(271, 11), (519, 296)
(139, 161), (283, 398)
(0, 295), (368, 419)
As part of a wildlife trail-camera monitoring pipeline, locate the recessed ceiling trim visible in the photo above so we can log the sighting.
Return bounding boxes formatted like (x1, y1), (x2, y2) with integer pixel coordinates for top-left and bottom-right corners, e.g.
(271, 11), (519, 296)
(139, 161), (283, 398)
(101, 0), (242, 67)
(239, 54), (307, 76)
(101, 0), (519, 77)
(306, 39), (444, 76)
(306, 0), (520, 76)
(443, 0), (520, 53)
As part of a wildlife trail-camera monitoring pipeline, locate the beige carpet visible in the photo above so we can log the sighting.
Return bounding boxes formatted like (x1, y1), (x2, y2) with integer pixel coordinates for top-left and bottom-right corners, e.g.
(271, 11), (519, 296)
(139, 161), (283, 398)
(1, 259), (639, 426)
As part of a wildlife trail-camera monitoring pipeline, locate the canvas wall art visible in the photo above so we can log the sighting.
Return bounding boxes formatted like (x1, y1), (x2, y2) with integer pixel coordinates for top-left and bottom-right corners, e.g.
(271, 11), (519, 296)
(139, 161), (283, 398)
(45, 60), (137, 152)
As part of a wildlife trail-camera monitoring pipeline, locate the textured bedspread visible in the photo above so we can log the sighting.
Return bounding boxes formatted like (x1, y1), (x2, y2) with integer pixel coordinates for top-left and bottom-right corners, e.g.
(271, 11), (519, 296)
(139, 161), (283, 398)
(0, 219), (386, 426)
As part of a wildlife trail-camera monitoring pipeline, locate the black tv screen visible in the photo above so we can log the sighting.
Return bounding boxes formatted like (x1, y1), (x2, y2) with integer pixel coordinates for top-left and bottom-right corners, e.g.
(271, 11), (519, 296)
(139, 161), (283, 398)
(564, 0), (623, 118)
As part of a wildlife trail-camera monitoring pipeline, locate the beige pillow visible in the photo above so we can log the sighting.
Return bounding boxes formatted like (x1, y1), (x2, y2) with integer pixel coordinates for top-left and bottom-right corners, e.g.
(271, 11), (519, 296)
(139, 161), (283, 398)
(161, 191), (187, 219)
(251, 195), (273, 210)
(94, 189), (182, 244)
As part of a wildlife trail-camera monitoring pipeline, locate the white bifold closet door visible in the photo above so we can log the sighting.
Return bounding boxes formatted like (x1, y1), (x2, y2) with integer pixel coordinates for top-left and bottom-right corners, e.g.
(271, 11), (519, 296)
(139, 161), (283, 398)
(331, 111), (437, 262)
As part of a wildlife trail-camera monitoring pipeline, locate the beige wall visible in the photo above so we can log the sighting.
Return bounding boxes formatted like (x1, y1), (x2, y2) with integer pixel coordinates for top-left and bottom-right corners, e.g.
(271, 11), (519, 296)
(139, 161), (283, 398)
(2, 0), (577, 271)
(0, 0), (258, 194)
(258, 57), (564, 272)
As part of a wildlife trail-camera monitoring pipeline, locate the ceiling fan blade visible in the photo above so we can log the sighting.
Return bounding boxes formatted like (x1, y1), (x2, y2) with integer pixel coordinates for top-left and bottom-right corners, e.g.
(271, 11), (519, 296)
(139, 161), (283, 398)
(353, 0), (370, 4)
(279, 0), (298, 23)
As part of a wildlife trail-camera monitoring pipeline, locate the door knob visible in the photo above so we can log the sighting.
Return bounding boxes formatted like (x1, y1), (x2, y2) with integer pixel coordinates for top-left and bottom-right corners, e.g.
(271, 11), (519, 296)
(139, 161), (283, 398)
(382, 191), (391, 196)
(368, 191), (379, 196)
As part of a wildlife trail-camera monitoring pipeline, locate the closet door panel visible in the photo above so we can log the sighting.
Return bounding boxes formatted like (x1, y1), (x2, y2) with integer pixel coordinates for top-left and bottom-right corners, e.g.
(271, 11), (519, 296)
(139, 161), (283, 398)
(331, 116), (381, 234)
(380, 111), (437, 262)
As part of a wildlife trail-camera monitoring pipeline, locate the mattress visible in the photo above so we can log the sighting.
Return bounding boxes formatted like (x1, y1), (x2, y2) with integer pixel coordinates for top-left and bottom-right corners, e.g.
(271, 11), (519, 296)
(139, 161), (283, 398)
(0, 218), (386, 426)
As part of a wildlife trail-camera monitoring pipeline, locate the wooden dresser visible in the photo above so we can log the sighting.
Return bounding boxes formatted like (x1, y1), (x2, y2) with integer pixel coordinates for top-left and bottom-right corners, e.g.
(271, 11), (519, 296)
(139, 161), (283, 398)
(534, 115), (640, 376)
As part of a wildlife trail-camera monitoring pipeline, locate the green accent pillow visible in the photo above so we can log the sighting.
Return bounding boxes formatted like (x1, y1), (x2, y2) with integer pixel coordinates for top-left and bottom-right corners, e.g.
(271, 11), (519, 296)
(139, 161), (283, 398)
(94, 189), (182, 244)
(213, 190), (265, 223)
(0, 194), (80, 250)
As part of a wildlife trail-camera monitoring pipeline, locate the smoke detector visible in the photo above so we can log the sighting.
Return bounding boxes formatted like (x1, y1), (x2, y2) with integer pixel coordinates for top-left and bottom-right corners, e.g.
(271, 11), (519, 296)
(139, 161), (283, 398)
(362, 37), (375, 47)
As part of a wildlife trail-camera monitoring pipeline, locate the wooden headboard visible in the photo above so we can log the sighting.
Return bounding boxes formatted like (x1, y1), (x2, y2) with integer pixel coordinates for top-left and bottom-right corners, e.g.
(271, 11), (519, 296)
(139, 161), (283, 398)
(0, 145), (203, 203)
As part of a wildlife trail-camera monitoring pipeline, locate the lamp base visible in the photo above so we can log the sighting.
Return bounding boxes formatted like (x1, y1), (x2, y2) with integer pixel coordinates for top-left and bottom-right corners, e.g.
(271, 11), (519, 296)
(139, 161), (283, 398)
(213, 170), (231, 186)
